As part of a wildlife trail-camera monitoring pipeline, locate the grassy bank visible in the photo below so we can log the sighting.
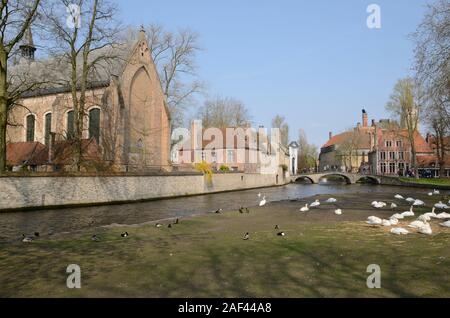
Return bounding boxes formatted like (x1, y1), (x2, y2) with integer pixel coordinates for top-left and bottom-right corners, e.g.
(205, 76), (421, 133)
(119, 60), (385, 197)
(400, 177), (450, 187)
(0, 192), (449, 298)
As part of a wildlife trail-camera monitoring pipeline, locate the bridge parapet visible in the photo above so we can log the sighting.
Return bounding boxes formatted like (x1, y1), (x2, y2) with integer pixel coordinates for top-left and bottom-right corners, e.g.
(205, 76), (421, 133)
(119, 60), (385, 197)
(293, 172), (381, 185)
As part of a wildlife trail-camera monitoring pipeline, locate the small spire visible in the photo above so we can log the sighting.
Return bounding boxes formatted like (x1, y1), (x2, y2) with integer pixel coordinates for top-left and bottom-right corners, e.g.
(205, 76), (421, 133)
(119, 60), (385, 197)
(19, 27), (36, 61)
(138, 25), (146, 41)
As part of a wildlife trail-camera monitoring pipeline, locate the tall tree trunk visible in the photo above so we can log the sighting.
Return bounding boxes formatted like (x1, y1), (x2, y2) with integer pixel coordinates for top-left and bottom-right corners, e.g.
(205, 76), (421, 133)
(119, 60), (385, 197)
(0, 49), (8, 173)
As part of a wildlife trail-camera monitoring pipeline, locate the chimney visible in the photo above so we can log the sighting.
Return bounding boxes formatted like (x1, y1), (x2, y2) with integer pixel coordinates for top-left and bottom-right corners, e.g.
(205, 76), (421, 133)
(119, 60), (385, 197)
(362, 109), (368, 127)
(371, 119), (375, 127)
(329, 132), (333, 140)
(357, 122), (361, 130)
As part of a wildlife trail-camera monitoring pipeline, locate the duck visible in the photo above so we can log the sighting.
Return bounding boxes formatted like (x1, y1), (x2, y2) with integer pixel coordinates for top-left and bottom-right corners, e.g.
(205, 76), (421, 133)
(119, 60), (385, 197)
(334, 209), (342, 215)
(418, 223), (433, 235)
(121, 232), (129, 238)
(22, 234), (34, 243)
(91, 235), (100, 242)
(214, 209), (223, 214)
(326, 198), (337, 203)
(401, 206), (415, 217)
(168, 224), (172, 228)
(310, 200), (320, 208)
(34, 232), (40, 237)
(413, 199), (425, 206)
(174, 218), (179, 224)
(239, 207), (245, 214)
(366, 216), (383, 225)
(243, 232), (250, 240)
(440, 221), (450, 228)
(275, 225), (280, 230)
(277, 232), (286, 237)
(406, 197), (415, 203)
(391, 228), (409, 235)
(259, 196), (267, 207)
(300, 204), (309, 212)
(155, 223), (163, 228)
(390, 203), (398, 209)
(395, 194), (404, 200)
(245, 207), (250, 214)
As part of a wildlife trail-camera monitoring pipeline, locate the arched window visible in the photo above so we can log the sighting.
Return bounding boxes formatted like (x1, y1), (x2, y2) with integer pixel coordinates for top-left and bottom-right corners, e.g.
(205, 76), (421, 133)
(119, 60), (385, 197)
(44, 113), (52, 146)
(88, 108), (100, 144)
(26, 114), (35, 142)
(67, 110), (75, 140)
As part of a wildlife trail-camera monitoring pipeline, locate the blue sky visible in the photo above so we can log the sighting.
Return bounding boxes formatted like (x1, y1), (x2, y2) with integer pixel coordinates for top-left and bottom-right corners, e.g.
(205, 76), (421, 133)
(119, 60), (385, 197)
(117, 0), (432, 147)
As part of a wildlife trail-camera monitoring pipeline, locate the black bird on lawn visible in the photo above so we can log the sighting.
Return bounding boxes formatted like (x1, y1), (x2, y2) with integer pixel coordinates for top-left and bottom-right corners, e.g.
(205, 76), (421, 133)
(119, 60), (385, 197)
(275, 225), (279, 230)
(121, 232), (129, 238)
(91, 234), (100, 242)
(214, 209), (223, 214)
(174, 218), (179, 225)
(245, 207), (250, 213)
(22, 234), (33, 243)
(277, 232), (286, 237)
(34, 232), (40, 237)
(168, 224), (172, 229)
(243, 232), (250, 240)
(239, 207), (245, 214)
(155, 223), (163, 228)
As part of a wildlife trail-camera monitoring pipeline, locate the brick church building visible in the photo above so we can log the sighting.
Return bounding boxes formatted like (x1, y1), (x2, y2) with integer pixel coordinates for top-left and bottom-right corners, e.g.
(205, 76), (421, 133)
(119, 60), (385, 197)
(6, 28), (171, 172)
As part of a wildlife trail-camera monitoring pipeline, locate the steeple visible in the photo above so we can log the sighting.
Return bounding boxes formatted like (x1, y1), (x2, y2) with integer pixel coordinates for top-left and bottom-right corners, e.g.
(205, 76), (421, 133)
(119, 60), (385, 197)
(19, 27), (36, 61)
(138, 25), (146, 41)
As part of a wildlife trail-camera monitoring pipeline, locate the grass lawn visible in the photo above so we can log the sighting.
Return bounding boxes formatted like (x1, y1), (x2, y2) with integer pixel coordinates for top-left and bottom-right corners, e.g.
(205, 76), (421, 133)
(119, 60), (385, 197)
(400, 177), (450, 187)
(0, 192), (449, 298)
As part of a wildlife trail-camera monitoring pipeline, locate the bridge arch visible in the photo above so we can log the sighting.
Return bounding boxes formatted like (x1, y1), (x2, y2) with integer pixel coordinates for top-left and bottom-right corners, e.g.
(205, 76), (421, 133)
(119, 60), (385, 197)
(356, 176), (380, 184)
(295, 176), (315, 184)
(318, 173), (352, 185)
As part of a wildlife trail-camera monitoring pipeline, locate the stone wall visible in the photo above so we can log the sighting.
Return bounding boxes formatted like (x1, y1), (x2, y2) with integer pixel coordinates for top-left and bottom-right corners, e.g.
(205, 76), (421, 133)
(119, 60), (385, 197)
(0, 170), (290, 211)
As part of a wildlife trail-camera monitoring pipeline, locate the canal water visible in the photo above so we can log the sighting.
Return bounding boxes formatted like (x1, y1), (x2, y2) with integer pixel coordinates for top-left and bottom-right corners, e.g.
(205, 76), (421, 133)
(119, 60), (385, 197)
(0, 181), (437, 243)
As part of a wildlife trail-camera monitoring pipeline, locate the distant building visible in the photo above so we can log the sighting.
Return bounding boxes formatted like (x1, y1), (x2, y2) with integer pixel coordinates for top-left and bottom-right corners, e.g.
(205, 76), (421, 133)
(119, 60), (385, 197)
(319, 109), (449, 176)
(6, 28), (171, 172)
(288, 141), (299, 175)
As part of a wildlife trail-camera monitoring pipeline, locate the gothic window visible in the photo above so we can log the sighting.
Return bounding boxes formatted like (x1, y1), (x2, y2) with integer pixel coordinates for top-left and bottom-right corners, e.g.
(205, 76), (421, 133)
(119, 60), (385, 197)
(44, 113), (52, 146)
(67, 110), (75, 140)
(380, 163), (387, 174)
(89, 108), (101, 144)
(26, 114), (35, 142)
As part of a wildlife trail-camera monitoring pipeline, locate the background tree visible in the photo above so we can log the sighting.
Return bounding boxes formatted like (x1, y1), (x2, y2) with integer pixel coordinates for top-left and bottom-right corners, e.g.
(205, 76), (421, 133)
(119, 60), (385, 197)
(271, 115), (289, 147)
(297, 129), (318, 173)
(336, 129), (363, 173)
(197, 96), (251, 128)
(386, 78), (422, 177)
(413, 0), (450, 129)
(124, 24), (203, 128)
(43, 0), (122, 170)
(0, 0), (41, 173)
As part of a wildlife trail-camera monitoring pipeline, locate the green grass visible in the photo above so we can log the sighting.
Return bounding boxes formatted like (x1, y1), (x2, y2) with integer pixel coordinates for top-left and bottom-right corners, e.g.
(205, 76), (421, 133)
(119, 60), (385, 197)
(400, 177), (450, 187)
(1, 192), (449, 298)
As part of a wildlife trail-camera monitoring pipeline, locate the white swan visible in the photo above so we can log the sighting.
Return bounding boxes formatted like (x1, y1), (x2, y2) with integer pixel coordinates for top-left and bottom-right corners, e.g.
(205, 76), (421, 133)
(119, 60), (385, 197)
(428, 192), (433, 196)
(418, 223), (433, 235)
(391, 213), (404, 220)
(300, 204), (309, 212)
(334, 209), (342, 215)
(435, 201), (449, 209)
(417, 214), (431, 222)
(389, 217), (399, 225)
(424, 208), (437, 219)
(391, 203), (398, 209)
(310, 200), (320, 208)
(391, 228), (409, 235)
(413, 199), (425, 206)
(408, 220), (427, 229)
(367, 216), (382, 225)
(326, 198), (337, 203)
(258, 193), (262, 198)
(433, 189), (440, 195)
(259, 196), (267, 207)
(372, 201), (386, 209)
(406, 197), (415, 203)
(395, 194), (404, 200)
(382, 219), (392, 227)
(401, 206), (415, 217)
(436, 212), (450, 219)
(440, 221), (450, 228)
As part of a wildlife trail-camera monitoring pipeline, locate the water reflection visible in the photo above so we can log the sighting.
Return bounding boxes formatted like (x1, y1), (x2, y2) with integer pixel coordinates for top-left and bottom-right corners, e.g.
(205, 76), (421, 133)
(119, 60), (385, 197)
(0, 183), (436, 243)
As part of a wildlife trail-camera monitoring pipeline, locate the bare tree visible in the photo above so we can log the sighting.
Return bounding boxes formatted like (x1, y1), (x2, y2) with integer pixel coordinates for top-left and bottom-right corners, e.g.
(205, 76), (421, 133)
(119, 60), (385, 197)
(336, 129), (364, 172)
(197, 96), (251, 128)
(413, 0), (450, 129)
(42, 0), (122, 170)
(271, 115), (289, 147)
(124, 24), (203, 128)
(386, 77), (422, 177)
(0, 0), (41, 173)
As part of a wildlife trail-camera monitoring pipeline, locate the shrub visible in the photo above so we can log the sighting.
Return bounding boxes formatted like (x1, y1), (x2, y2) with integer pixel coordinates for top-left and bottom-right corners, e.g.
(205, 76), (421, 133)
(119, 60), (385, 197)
(219, 165), (230, 172)
(195, 161), (213, 183)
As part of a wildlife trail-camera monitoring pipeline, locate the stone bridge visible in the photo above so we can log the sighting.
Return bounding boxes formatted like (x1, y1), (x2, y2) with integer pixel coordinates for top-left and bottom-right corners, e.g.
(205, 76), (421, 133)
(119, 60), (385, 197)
(292, 172), (381, 185)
